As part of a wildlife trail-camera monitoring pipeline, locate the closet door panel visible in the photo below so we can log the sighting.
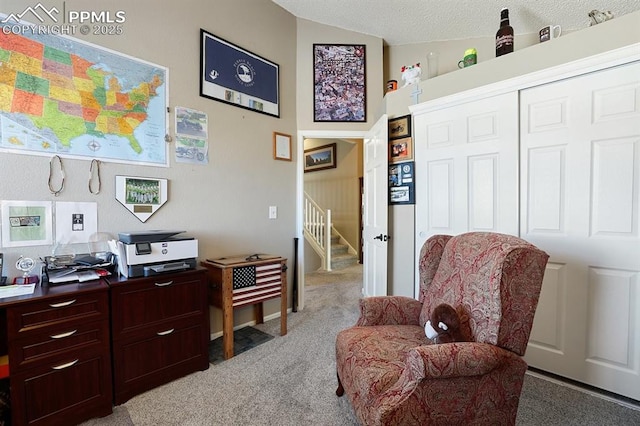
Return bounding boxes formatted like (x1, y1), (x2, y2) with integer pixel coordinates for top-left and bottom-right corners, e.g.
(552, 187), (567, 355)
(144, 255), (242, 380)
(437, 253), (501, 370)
(414, 91), (519, 295)
(522, 61), (640, 401)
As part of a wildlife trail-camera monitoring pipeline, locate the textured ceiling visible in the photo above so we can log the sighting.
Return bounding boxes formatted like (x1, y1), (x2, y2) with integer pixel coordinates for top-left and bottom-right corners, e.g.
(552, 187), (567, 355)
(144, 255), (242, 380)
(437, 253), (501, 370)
(271, 0), (640, 45)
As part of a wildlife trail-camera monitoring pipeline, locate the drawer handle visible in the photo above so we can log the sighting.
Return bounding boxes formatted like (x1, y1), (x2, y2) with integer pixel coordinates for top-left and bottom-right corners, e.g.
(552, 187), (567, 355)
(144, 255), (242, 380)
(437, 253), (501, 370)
(157, 328), (175, 336)
(155, 280), (173, 287)
(50, 329), (77, 339)
(52, 359), (79, 370)
(49, 299), (76, 308)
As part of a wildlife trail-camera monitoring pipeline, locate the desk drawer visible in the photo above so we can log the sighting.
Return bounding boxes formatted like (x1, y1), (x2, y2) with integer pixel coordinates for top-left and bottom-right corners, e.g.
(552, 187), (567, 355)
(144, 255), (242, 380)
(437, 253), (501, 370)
(11, 350), (112, 426)
(7, 292), (108, 339)
(112, 321), (208, 404)
(9, 320), (109, 373)
(110, 271), (207, 337)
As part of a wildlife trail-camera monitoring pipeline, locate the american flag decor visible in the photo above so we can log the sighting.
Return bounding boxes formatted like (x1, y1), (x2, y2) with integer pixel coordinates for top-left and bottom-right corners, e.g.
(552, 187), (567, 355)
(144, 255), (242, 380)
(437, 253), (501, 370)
(232, 262), (283, 307)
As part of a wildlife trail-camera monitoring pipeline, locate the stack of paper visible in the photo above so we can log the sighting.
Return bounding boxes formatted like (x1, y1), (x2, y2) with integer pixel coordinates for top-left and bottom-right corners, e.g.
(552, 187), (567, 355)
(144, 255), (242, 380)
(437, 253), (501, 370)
(48, 269), (100, 284)
(0, 284), (36, 298)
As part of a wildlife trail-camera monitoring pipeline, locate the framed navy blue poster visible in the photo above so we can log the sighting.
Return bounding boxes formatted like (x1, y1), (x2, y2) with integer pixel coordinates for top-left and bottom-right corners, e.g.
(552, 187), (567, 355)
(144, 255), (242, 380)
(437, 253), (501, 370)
(200, 29), (280, 117)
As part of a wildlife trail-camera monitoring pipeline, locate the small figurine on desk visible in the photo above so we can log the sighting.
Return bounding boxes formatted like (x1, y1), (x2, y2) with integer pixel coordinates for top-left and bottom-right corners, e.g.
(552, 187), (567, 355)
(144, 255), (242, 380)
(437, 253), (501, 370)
(13, 255), (39, 285)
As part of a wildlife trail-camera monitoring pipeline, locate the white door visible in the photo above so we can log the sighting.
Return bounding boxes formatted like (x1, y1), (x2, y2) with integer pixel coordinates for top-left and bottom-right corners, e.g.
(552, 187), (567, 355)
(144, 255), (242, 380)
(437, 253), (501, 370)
(362, 114), (389, 297)
(521, 62), (640, 400)
(413, 92), (520, 294)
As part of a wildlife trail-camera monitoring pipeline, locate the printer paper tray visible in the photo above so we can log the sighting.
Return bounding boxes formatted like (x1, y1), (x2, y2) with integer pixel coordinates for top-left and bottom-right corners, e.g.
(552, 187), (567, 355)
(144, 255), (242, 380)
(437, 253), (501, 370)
(127, 258), (197, 277)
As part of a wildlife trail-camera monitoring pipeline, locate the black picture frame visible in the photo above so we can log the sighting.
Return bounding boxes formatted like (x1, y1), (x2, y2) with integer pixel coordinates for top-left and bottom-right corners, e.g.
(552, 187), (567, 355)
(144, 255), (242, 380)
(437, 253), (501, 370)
(200, 29), (280, 118)
(304, 143), (337, 173)
(313, 44), (366, 122)
(389, 162), (415, 205)
(388, 115), (412, 140)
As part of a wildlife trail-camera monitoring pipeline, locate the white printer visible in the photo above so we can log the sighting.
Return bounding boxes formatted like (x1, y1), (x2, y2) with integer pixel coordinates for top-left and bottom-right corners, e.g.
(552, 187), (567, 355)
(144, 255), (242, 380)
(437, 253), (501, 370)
(117, 230), (198, 278)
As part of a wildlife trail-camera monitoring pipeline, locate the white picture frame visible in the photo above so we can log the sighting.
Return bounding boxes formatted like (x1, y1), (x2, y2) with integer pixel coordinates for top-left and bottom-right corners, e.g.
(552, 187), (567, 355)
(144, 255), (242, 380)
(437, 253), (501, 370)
(55, 201), (98, 245)
(1, 200), (53, 247)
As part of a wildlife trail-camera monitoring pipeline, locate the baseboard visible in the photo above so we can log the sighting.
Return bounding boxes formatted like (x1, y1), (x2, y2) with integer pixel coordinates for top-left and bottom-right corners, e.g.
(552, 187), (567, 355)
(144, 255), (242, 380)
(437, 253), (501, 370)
(526, 367), (640, 411)
(209, 308), (292, 340)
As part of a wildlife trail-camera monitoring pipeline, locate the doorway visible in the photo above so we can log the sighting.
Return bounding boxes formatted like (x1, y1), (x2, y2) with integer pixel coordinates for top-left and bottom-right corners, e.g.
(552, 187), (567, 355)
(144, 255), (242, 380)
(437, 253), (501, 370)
(295, 130), (367, 311)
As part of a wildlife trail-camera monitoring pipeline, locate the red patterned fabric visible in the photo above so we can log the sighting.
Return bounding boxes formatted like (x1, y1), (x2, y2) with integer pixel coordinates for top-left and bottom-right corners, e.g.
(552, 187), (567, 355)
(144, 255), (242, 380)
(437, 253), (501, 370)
(335, 232), (549, 425)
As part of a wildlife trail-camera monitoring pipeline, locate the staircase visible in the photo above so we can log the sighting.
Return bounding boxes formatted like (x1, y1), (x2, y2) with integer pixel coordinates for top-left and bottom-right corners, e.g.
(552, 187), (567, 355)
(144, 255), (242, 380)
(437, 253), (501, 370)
(329, 233), (359, 270)
(304, 192), (359, 271)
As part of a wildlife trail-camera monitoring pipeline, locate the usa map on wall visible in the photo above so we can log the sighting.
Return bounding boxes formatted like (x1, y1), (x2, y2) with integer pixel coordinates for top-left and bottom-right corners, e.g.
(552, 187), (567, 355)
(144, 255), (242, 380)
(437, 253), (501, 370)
(0, 22), (168, 166)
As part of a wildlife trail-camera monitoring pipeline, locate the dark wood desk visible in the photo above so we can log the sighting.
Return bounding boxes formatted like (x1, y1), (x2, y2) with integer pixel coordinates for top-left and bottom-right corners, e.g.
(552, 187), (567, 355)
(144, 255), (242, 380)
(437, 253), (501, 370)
(201, 255), (287, 360)
(0, 280), (112, 426)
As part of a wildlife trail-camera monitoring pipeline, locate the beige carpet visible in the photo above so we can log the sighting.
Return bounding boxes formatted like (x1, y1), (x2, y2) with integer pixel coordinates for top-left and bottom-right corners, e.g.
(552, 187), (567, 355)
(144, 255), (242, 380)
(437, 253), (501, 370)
(80, 264), (639, 425)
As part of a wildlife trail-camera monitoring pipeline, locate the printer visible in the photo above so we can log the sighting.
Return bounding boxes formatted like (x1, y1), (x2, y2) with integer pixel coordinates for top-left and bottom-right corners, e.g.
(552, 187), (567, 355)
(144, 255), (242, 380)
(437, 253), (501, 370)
(117, 230), (198, 278)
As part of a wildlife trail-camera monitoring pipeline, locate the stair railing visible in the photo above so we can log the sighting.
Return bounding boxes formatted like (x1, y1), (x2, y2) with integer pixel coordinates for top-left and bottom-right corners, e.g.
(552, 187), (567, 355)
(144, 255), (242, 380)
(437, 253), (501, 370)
(303, 192), (332, 271)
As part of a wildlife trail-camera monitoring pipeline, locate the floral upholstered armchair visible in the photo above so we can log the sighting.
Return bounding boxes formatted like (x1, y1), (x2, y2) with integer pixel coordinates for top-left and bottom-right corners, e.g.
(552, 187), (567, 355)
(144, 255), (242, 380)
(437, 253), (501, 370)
(335, 232), (549, 425)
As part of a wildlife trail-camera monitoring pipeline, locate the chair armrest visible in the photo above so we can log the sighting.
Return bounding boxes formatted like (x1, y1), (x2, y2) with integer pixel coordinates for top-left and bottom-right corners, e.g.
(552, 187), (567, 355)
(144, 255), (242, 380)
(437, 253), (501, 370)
(405, 342), (523, 379)
(356, 296), (422, 326)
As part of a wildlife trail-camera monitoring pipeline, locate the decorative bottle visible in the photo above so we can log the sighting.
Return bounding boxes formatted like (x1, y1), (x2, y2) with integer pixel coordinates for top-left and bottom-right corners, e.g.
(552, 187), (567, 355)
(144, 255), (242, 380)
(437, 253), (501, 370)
(495, 8), (514, 57)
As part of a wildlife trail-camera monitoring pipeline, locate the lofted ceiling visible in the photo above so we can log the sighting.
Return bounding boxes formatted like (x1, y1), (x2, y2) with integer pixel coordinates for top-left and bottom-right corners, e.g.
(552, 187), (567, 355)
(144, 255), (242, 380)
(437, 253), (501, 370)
(271, 0), (640, 45)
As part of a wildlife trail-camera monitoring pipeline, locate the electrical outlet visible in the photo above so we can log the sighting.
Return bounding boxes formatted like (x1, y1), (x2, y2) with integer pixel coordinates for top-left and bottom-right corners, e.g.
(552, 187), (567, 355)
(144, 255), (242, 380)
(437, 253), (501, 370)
(269, 206), (277, 219)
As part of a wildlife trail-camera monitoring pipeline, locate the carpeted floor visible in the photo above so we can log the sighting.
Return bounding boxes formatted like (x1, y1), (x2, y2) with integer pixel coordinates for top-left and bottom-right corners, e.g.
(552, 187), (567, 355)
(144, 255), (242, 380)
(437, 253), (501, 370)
(208, 326), (274, 365)
(80, 263), (640, 425)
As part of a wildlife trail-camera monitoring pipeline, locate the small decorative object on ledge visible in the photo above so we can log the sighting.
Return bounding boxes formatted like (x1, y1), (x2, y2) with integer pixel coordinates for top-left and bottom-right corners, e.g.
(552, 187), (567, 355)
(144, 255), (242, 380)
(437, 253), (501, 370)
(400, 63), (421, 87)
(426, 52), (439, 78)
(496, 8), (514, 57)
(588, 9), (614, 26)
(539, 25), (562, 42)
(458, 48), (477, 68)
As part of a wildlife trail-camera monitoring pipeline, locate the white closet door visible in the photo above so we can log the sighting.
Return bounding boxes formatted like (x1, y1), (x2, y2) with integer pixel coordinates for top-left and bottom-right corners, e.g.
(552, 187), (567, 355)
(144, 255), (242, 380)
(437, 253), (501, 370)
(521, 62), (640, 400)
(413, 92), (519, 295)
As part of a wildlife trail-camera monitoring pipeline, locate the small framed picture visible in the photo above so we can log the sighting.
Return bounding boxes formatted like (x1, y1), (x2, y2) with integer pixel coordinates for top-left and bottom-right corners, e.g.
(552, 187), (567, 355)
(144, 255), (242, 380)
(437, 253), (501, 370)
(388, 115), (411, 140)
(273, 132), (292, 161)
(1, 200), (53, 247)
(115, 176), (168, 222)
(389, 136), (413, 163)
(304, 143), (336, 173)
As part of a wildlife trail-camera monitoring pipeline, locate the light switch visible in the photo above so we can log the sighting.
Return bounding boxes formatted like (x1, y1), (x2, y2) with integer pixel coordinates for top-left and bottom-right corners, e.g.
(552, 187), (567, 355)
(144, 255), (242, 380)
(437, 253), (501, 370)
(269, 205), (277, 219)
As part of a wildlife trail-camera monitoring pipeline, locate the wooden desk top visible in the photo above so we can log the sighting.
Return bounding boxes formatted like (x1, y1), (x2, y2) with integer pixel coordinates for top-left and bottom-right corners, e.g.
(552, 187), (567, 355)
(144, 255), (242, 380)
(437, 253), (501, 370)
(203, 254), (284, 268)
(0, 280), (107, 308)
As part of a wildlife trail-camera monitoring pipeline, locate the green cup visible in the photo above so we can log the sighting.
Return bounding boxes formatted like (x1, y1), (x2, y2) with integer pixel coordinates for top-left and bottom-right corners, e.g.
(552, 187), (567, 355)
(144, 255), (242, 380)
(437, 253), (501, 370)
(458, 48), (477, 68)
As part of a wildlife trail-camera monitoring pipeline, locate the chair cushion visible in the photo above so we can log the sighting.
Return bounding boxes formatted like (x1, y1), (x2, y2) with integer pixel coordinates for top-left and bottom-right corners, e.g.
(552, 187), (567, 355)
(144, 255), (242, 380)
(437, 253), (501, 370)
(336, 325), (427, 401)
